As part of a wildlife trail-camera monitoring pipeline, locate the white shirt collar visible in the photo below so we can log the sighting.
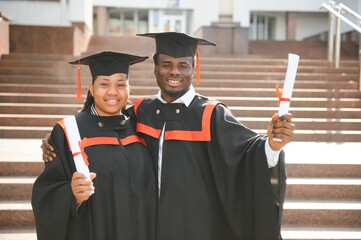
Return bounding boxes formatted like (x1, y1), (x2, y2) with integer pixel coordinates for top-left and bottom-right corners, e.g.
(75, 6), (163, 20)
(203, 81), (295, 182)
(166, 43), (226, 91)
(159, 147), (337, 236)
(156, 85), (195, 107)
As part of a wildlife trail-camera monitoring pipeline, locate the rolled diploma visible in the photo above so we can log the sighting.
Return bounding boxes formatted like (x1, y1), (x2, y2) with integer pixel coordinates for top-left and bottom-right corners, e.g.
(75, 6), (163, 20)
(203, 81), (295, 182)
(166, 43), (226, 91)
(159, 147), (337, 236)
(64, 116), (92, 183)
(278, 53), (300, 117)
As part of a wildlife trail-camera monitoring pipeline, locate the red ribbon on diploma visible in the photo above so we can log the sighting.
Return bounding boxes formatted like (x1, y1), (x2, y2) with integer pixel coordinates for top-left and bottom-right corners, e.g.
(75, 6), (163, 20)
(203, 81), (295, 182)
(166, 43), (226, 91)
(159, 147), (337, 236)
(276, 85), (291, 106)
(72, 139), (89, 166)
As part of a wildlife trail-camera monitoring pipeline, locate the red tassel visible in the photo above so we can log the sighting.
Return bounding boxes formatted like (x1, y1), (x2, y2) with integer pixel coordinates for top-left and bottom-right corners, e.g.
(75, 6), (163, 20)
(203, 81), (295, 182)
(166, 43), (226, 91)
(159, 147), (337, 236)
(196, 49), (200, 85)
(76, 60), (82, 101)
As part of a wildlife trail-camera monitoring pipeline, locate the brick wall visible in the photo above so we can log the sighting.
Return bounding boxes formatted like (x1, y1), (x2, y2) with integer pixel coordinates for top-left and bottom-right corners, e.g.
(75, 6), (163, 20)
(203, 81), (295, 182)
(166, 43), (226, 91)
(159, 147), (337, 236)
(9, 25), (88, 55)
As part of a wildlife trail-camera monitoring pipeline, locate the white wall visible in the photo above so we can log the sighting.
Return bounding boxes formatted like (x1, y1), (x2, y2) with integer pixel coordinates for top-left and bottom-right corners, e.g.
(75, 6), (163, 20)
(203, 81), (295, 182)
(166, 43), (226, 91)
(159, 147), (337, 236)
(295, 12), (329, 40)
(0, 0), (69, 26)
(69, 0), (93, 30)
(274, 13), (286, 40)
(233, 0), (249, 26)
(192, 0), (219, 33)
(0, 0), (93, 29)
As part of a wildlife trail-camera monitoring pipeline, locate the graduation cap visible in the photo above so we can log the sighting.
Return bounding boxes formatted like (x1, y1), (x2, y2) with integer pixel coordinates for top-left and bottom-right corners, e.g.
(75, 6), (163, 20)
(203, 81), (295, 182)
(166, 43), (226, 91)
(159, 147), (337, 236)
(136, 32), (216, 58)
(136, 32), (216, 85)
(69, 51), (148, 101)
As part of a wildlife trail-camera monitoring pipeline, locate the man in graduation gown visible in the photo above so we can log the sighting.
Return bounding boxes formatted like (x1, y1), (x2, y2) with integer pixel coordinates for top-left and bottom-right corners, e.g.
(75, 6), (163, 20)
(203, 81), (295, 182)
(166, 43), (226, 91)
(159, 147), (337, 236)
(127, 32), (295, 240)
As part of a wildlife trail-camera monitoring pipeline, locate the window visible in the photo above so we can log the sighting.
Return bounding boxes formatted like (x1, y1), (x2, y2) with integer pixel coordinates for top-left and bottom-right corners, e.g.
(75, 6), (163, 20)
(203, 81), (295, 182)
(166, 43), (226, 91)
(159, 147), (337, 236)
(107, 9), (149, 36)
(250, 13), (276, 40)
(108, 11), (121, 35)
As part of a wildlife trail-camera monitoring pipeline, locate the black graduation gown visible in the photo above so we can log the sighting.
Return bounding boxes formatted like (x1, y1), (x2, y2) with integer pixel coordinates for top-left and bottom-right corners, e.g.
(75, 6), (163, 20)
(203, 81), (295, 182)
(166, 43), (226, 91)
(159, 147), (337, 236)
(32, 110), (157, 240)
(128, 94), (287, 240)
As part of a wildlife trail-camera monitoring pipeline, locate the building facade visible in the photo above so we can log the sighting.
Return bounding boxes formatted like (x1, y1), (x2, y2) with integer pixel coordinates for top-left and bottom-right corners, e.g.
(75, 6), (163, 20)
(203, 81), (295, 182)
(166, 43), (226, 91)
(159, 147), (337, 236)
(1, 0), (359, 40)
(0, 0), (359, 55)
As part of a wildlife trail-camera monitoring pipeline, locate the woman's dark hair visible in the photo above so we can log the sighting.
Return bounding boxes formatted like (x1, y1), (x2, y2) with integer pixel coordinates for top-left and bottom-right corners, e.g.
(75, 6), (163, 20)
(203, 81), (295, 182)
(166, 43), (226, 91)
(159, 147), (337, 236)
(81, 90), (94, 112)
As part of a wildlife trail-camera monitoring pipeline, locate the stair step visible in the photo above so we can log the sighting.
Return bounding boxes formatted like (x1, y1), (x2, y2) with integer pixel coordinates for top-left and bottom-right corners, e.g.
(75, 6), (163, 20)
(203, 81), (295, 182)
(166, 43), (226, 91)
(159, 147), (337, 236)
(3, 52), (357, 66)
(0, 162), (43, 177)
(1, 52), (72, 61)
(1, 127), (361, 141)
(1, 94), (360, 108)
(287, 164), (361, 178)
(284, 142), (361, 164)
(286, 178), (361, 201)
(0, 103), (82, 114)
(0, 61), (357, 75)
(0, 86), (361, 98)
(0, 177), (35, 200)
(0, 127), (52, 138)
(2, 176), (361, 201)
(0, 69), (357, 81)
(1, 75), (359, 90)
(0, 139), (43, 162)
(283, 201), (361, 228)
(1, 115), (361, 132)
(281, 227), (361, 240)
(1, 200), (359, 230)
(0, 114), (63, 126)
(1, 228), (361, 240)
(0, 201), (34, 228)
(230, 106), (361, 119)
(1, 104), (361, 119)
(0, 228), (36, 240)
(2, 161), (360, 178)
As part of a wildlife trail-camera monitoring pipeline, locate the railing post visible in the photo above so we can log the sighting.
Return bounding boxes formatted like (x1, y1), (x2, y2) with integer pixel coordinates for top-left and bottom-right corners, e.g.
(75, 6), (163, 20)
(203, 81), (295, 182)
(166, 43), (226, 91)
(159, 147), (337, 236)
(327, 1), (336, 62)
(334, 5), (341, 68)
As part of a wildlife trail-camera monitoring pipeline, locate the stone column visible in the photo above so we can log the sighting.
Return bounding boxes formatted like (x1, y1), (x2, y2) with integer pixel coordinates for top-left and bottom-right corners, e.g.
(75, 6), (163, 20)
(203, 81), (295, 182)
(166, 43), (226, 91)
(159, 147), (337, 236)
(96, 7), (107, 36)
(219, 0), (233, 23)
(286, 12), (297, 40)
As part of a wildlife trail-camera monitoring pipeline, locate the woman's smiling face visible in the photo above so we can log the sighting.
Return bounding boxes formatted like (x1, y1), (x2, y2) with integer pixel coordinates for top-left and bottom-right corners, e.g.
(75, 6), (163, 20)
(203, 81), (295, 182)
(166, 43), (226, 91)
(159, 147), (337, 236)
(89, 73), (130, 116)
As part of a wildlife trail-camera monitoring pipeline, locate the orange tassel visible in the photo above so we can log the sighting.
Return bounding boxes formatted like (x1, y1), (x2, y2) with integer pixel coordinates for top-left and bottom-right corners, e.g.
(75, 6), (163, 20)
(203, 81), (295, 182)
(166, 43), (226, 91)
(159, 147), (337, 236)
(76, 60), (82, 101)
(196, 48), (200, 85)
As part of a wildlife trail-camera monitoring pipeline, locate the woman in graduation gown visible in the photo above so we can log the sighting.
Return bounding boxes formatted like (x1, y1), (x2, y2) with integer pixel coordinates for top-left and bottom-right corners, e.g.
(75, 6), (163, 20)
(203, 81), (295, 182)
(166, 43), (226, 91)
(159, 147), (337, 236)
(31, 51), (157, 240)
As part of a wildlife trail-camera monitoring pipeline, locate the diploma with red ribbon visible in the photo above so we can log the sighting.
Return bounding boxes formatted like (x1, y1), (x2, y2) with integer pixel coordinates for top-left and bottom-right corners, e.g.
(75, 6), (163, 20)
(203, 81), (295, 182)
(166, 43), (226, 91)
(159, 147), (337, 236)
(63, 116), (92, 184)
(278, 53), (300, 117)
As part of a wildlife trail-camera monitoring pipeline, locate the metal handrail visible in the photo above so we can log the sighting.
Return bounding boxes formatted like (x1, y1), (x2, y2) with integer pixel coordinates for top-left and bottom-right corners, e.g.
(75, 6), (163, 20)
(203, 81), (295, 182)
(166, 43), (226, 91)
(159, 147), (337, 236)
(322, 2), (361, 91)
(321, 3), (361, 33)
(0, 12), (10, 22)
(339, 3), (361, 22)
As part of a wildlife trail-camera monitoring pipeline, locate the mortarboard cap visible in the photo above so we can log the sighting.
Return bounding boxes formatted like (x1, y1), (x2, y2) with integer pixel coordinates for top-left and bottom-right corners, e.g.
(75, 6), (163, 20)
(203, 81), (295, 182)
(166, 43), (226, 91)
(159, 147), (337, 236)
(136, 32), (216, 58)
(69, 51), (148, 101)
(69, 51), (148, 78)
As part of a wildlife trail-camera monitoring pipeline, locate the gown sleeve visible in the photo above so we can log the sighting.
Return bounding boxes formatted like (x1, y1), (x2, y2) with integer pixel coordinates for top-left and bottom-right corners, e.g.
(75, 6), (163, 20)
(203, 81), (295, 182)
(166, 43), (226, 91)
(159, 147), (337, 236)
(207, 104), (286, 240)
(31, 124), (90, 240)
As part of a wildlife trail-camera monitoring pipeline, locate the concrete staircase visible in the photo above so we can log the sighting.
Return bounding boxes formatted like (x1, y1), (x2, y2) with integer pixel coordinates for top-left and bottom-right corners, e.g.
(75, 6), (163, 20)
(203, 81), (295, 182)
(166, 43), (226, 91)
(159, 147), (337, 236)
(0, 49), (360, 239)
